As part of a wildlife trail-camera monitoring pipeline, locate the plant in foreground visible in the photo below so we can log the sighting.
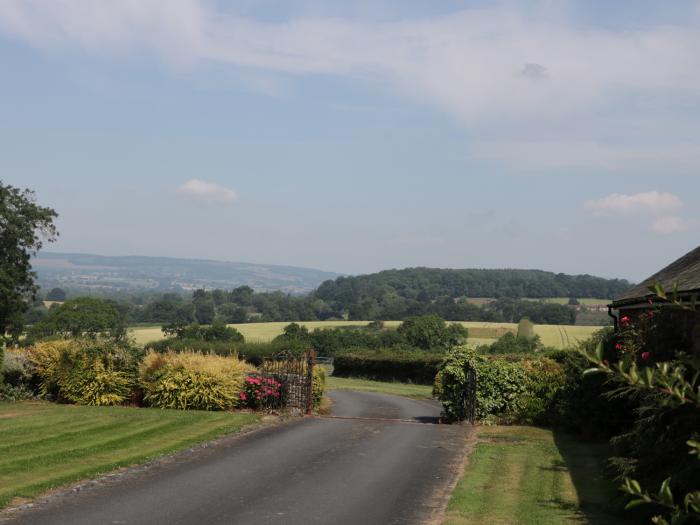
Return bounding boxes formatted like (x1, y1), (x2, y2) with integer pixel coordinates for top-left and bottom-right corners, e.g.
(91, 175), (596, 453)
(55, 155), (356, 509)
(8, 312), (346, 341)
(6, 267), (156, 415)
(582, 284), (699, 525)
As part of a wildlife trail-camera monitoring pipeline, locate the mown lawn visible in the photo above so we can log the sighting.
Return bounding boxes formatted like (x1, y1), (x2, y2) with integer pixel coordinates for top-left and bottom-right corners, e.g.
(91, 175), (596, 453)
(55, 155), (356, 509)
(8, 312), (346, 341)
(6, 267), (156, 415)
(326, 376), (433, 398)
(0, 401), (259, 508)
(444, 426), (629, 525)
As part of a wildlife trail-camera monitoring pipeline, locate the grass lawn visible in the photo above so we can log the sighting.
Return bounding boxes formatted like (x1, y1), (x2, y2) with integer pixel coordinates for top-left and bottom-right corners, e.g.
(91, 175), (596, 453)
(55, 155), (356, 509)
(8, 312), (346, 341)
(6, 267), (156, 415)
(326, 376), (433, 399)
(0, 401), (259, 509)
(444, 426), (628, 525)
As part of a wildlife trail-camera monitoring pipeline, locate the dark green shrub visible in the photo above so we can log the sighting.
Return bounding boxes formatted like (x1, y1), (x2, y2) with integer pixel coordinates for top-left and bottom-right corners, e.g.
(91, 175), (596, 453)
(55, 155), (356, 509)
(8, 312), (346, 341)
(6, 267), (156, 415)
(397, 315), (468, 350)
(332, 349), (444, 384)
(480, 332), (544, 354)
(435, 348), (566, 423)
(162, 320), (244, 342)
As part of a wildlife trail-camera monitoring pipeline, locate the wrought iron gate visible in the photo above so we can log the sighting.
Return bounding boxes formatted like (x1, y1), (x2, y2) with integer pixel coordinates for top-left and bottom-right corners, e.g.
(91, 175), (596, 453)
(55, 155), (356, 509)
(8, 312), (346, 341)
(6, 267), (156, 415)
(462, 364), (477, 423)
(260, 350), (315, 414)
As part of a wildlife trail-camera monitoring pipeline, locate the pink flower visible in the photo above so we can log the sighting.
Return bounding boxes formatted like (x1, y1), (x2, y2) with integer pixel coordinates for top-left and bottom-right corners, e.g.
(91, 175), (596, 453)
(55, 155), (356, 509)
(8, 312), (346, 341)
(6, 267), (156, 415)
(615, 343), (622, 351)
(641, 352), (650, 361)
(620, 316), (630, 325)
(239, 392), (247, 401)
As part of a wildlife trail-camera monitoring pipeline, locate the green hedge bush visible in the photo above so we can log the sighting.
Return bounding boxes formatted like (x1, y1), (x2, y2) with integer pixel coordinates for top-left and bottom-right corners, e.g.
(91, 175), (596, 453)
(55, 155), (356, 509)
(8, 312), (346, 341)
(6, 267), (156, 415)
(434, 347), (566, 423)
(332, 349), (444, 384)
(145, 338), (308, 365)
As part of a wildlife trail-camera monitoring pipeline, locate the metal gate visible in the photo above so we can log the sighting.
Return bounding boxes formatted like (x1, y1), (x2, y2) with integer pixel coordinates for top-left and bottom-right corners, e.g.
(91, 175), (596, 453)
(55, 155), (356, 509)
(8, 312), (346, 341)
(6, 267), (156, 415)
(260, 350), (315, 414)
(462, 364), (477, 423)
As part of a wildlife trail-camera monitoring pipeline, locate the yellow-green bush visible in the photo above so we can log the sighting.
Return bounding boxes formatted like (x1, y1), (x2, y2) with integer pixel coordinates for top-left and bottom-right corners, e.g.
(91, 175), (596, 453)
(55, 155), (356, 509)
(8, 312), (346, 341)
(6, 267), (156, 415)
(27, 339), (139, 406)
(312, 365), (326, 409)
(140, 351), (252, 411)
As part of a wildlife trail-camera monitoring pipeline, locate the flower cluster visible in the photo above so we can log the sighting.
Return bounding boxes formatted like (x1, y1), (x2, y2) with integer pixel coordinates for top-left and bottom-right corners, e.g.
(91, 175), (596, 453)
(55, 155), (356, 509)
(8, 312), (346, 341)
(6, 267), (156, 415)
(613, 311), (654, 362)
(239, 373), (283, 409)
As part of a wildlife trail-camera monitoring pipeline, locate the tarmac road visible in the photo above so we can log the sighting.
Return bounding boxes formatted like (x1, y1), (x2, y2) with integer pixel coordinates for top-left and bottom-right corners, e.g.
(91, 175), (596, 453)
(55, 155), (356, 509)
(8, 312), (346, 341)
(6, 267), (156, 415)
(6, 391), (471, 525)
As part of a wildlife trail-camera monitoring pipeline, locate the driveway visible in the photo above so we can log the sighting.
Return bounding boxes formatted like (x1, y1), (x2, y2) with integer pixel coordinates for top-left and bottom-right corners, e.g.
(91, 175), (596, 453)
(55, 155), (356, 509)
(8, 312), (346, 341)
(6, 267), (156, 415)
(6, 391), (471, 525)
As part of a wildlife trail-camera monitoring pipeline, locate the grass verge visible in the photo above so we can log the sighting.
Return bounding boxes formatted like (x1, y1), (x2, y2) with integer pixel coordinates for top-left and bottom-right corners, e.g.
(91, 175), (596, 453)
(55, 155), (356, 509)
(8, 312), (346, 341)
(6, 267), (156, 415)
(326, 376), (433, 399)
(444, 426), (629, 525)
(0, 401), (259, 509)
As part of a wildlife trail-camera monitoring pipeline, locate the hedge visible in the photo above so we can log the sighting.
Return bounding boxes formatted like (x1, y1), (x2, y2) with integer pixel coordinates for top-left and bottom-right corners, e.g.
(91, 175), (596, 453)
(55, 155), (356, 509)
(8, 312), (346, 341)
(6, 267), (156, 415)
(332, 349), (444, 384)
(434, 347), (567, 424)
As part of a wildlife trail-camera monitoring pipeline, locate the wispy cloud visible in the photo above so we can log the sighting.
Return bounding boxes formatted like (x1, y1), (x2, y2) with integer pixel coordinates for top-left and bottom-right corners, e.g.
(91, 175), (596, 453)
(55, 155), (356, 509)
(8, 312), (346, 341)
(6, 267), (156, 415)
(1, 1), (700, 122)
(651, 216), (692, 234)
(583, 191), (683, 216)
(583, 191), (695, 235)
(176, 179), (237, 205)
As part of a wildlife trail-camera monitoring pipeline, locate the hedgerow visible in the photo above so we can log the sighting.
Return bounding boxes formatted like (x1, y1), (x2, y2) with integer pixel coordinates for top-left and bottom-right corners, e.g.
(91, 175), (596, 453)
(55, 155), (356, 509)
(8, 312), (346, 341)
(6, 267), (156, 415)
(434, 347), (567, 423)
(332, 349), (444, 384)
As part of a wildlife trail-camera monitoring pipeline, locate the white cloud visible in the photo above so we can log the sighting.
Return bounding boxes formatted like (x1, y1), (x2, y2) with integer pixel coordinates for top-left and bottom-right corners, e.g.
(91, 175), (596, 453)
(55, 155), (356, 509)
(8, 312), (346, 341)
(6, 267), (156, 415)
(176, 179), (237, 205)
(583, 191), (683, 216)
(651, 216), (691, 234)
(1, 1), (700, 123)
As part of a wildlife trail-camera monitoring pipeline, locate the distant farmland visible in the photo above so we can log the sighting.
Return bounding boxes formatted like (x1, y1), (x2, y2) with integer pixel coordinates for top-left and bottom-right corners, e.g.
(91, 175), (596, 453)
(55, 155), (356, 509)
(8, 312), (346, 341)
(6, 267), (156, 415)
(130, 321), (602, 349)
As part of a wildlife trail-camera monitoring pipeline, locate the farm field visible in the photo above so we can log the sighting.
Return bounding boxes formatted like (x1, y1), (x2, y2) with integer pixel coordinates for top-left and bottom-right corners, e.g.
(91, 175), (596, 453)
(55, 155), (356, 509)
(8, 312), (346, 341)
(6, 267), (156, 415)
(129, 321), (602, 349)
(465, 297), (610, 306)
(326, 376), (433, 399)
(0, 401), (259, 509)
(444, 426), (627, 525)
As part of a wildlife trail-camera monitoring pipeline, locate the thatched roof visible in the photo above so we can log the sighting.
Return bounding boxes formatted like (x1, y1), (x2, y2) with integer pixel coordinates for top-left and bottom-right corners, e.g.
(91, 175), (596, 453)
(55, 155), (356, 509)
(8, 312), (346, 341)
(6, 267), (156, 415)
(613, 245), (700, 306)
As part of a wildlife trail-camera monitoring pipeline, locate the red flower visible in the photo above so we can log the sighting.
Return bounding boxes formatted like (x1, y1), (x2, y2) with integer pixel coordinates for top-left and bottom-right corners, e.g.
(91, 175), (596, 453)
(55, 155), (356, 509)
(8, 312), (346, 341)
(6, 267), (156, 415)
(641, 352), (650, 361)
(620, 316), (630, 324)
(603, 359), (609, 366)
(615, 343), (622, 351)
(239, 392), (247, 401)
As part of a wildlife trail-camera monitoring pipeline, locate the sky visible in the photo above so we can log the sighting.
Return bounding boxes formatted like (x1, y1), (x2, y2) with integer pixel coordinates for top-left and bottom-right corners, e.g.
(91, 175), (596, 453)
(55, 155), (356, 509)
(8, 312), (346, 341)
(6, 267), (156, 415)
(1, 0), (699, 282)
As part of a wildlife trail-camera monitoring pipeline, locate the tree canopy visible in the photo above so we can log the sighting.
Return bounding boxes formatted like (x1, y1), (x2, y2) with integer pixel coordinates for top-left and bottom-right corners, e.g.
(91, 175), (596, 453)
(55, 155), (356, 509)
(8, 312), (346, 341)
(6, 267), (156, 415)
(0, 181), (57, 338)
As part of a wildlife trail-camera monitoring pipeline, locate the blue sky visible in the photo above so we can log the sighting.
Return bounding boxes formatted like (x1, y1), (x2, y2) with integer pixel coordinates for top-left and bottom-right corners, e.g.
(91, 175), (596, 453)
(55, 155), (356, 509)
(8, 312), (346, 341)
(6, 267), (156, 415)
(1, 0), (699, 281)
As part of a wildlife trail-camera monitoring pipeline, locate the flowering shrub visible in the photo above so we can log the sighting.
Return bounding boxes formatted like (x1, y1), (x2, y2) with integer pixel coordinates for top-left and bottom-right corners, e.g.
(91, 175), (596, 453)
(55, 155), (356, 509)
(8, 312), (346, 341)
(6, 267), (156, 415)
(239, 373), (283, 410)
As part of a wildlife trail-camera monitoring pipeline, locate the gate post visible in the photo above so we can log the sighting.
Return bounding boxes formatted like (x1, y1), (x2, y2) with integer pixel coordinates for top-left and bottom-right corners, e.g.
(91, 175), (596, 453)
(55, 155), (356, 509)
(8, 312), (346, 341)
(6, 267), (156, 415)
(305, 350), (316, 414)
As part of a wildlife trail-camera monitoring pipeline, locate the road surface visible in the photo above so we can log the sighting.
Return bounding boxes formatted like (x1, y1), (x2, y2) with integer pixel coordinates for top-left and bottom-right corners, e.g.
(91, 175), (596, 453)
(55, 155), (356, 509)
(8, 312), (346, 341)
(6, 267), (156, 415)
(6, 391), (471, 525)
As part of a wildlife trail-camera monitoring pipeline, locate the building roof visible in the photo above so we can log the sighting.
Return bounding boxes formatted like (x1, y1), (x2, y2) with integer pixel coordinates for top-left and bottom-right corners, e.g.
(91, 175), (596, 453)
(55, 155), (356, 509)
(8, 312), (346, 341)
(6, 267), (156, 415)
(613, 245), (700, 306)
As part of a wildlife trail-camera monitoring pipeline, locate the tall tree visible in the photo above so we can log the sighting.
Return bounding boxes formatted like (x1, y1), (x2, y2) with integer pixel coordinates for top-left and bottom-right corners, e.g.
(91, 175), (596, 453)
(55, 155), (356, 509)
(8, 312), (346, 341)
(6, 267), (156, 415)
(0, 182), (58, 338)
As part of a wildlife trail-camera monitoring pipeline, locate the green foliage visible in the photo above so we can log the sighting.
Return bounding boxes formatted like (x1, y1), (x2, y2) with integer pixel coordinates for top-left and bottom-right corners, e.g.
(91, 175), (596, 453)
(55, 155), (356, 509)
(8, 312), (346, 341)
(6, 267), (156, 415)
(312, 365), (326, 409)
(582, 286), (700, 525)
(28, 297), (127, 340)
(275, 322), (311, 344)
(332, 349), (444, 384)
(27, 339), (140, 405)
(435, 347), (566, 423)
(0, 181), (58, 339)
(2, 347), (33, 388)
(139, 351), (251, 411)
(397, 315), (468, 350)
(480, 332), (544, 354)
(517, 317), (535, 339)
(162, 319), (244, 342)
(46, 288), (66, 302)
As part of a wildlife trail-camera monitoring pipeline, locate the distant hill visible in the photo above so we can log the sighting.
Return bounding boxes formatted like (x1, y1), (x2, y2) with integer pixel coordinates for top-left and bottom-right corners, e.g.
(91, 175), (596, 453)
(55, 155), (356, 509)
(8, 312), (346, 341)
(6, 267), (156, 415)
(33, 252), (340, 294)
(315, 267), (632, 304)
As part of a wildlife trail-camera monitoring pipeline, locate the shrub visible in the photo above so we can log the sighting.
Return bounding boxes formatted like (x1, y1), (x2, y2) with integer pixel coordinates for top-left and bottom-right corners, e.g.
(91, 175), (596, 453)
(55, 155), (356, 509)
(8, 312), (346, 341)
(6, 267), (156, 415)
(333, 349), (444, 384)
(140, 351), (251, 410)
(145, 338), (304, 365)
(312, 365), (326, 409)
(435, 347), (566, 423)
(2, 348), (33, 387)
(27, 339), (140, 406)
(239, 372), (283, 409)
(0, 383), (34, 402)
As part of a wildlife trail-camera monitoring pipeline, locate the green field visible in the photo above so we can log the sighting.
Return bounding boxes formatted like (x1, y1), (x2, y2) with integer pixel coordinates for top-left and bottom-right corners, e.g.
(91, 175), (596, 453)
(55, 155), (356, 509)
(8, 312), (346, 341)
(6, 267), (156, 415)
(326, 376), (433, 399)
(0, 401), (259, 508)
(444, 426), (626, 525)
(130, 321), (601, 349)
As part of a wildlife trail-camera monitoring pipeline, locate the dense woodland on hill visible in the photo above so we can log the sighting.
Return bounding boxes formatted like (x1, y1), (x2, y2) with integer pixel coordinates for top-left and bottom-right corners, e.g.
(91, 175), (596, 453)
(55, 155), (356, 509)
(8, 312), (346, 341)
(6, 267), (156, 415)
(29, 268), (631, 327)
